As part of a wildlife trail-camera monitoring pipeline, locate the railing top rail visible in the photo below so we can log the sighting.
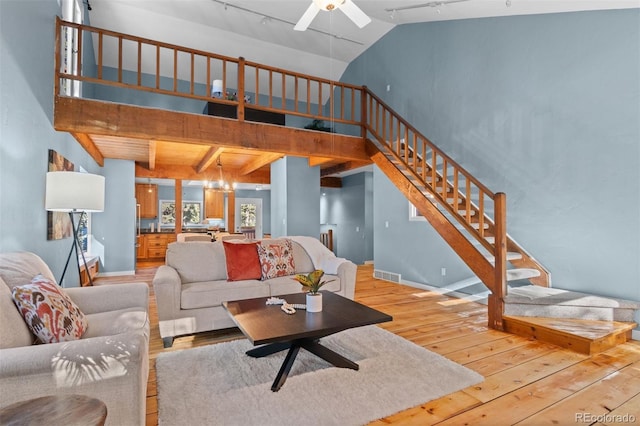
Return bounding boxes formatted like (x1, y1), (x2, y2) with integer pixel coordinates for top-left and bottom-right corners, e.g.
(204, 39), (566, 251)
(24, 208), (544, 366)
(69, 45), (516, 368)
(243, 59), (364, 91)
(364, 87), (495, 199)
(57, 17), (240, 64)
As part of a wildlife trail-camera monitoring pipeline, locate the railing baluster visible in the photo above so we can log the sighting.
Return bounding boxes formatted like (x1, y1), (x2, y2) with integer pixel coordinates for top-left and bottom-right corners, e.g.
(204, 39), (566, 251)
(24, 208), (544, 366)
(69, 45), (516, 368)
(118, 36), (123, 83)
(155, 44), (160, 89)
(206, 56), (211, 97)
(190, 52), (195, 95)
(137, 41), (142, 87)
(306, 78), (311, 114)
(98, 32), (103, 80)
(173, 49), (177, 92)
(294, 76), (299, 112)
(318, 80), (322, 117)
(76, 26), (83, 78)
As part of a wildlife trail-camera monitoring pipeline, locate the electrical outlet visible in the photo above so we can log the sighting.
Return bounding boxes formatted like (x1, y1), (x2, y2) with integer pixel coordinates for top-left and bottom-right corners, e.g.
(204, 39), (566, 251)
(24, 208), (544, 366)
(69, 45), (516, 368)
(441, 267), (446, 277)
(356, 226), (359, 232)
(385, 221), (389, 228)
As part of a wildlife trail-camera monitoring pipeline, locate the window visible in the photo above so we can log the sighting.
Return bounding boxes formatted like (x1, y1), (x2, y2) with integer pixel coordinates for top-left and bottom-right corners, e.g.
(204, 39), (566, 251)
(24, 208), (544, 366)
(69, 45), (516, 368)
(240, 203), (257, 227)
(60, 0), (83, 97)
(160, 200), (202, 226)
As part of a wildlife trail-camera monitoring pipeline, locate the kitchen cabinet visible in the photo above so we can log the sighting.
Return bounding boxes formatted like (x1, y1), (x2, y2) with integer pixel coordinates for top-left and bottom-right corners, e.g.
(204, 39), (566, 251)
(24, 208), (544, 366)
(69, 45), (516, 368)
(140, 233), (177, 260)
(204, 188), (224, 219)
(136, 235), (147, 260)
(136, 184), (158, 218)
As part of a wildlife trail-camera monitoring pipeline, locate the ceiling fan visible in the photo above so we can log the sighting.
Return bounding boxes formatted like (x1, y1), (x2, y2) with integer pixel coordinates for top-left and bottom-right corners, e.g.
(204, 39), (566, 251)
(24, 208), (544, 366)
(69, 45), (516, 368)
(294, 0), (371, 31)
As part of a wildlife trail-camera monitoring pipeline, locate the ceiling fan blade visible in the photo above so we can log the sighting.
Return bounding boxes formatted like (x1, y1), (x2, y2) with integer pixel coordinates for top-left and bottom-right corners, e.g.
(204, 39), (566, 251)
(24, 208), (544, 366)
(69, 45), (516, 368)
(294, 2), (320, 31)
(340, 0), (371, 29)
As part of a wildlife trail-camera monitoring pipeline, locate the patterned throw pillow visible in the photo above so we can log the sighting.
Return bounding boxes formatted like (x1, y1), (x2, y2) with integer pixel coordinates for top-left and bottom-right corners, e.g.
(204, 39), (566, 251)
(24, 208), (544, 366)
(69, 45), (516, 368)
(11, 275), (88, 344)
(256, 239), (296, 280)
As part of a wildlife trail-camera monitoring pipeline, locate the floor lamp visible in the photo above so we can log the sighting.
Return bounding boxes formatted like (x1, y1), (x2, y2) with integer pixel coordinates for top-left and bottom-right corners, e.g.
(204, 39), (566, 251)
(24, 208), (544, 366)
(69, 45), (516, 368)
(45, 171), (105, 286)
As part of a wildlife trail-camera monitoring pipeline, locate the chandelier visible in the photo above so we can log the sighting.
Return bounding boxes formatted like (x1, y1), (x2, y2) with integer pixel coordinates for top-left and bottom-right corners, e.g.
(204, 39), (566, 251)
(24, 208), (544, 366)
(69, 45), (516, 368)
(215, 157), (236, 192)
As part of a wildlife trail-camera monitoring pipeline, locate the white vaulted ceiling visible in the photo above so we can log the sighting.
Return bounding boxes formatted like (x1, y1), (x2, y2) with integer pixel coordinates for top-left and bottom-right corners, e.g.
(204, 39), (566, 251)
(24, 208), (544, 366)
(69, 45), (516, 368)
(87, 0), (638, 82)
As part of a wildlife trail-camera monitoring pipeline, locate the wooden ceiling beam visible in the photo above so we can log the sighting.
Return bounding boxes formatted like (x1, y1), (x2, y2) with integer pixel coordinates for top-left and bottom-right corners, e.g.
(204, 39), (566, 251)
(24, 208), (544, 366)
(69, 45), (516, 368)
(238, 152), (283, 176)
(54, 96), (369, 162)
(320, 177), (342, 188)
(320, 160), (371, 177)
(196, 146), (224, 173)
(71, 132), (104, 166)
(135, 163), (270, 183)
(148, 140), (157, 171)
(308, 157), (333, 167)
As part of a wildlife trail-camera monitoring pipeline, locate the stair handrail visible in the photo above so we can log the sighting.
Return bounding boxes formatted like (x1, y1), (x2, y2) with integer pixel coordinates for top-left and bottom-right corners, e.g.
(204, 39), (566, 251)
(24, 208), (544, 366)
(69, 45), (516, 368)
(362, 88), (508, 329)
(362, 88), (499, 248)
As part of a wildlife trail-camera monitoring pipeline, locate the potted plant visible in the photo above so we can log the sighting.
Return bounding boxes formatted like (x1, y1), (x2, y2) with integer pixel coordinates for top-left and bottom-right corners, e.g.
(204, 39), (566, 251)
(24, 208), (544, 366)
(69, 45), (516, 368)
(292, 269), (334, 312)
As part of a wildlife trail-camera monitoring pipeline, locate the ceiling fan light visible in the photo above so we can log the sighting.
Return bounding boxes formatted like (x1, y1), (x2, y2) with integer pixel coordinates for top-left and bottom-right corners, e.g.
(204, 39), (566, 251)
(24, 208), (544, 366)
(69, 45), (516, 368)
(313, 0), (345, 11)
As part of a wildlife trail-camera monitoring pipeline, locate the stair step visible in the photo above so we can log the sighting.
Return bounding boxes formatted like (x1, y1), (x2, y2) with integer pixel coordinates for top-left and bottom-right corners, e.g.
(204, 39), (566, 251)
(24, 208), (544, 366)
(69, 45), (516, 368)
(503, 315), (636, 355)
(506, 268), (540, 280)
(439, 268), (543, 294)
(471, 222), (490, 230)
(504, 285), (640, 322)
(484, 252), (524, 263)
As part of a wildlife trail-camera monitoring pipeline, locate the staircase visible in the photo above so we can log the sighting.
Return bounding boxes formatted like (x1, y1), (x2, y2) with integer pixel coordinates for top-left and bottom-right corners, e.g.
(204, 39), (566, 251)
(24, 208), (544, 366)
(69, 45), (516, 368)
(55, 18), (636, 354)
(361, 89), (637, 353)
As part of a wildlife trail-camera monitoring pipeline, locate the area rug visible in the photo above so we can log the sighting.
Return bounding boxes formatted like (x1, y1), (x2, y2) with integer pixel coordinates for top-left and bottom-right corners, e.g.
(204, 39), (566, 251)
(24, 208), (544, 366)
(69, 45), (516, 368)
(156, 325), (483, 425)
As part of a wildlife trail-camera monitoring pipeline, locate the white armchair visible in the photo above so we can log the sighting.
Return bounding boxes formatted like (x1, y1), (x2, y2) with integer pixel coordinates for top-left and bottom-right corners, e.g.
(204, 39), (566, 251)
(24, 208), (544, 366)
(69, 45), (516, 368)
(0, 252), (149, 426)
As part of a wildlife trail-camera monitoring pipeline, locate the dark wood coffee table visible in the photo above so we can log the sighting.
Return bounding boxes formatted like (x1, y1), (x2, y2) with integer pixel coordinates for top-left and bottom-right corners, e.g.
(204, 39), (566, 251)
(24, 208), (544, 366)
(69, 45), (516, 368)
(223, 291), (392, 391)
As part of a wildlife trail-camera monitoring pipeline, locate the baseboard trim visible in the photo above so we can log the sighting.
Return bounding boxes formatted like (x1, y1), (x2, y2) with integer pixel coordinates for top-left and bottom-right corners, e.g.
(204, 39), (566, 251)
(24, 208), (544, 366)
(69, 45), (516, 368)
(633, 329), (640, 341)
(364, 260), (374, 265)
(96, 270), (136, 277)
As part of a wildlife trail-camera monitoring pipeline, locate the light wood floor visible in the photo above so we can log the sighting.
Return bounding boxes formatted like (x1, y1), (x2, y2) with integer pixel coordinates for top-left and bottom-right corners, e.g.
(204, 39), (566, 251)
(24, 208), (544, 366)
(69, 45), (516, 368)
(96, 264), (640, 425)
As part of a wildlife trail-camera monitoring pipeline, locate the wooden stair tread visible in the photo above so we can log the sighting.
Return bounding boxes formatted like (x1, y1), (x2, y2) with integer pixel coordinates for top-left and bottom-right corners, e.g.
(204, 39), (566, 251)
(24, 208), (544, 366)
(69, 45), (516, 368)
(503, 315), (636, 355)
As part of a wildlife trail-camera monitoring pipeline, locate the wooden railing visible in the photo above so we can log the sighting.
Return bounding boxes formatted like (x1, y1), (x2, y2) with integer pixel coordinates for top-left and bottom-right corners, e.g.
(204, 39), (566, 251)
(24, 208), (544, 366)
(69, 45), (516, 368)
(362, 89), (508, 327)
(54, 18), (551, 330)
(55, 18), (363, 127)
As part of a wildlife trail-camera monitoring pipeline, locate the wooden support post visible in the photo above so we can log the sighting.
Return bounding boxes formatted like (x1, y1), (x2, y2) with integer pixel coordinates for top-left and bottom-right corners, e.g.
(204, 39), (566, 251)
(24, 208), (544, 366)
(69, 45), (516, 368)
(175, 180), (182, 237)
(237, 57), (245, 122)
(226, 191), (235, 233)
(361, 86), (368, 138)
(488, 192), (507, 331)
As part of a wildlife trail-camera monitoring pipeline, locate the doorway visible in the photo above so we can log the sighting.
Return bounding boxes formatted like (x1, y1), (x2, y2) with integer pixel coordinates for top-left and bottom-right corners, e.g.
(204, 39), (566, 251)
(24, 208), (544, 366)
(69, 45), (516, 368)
(235, 198), (263, 239)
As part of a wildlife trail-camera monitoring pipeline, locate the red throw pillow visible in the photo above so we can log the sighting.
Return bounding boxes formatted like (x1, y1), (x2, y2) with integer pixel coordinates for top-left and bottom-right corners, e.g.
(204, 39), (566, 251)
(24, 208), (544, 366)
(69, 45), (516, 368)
(11, 275), (88, 344)
(223, 241), (262, 281)
(256, 239), (296, 280)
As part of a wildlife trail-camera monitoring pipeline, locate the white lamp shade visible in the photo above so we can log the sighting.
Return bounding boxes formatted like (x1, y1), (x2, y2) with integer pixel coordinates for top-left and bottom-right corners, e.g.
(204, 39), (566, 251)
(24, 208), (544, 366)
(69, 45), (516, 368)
(212, 79), (223, 93)
(45, 171), (105, 212)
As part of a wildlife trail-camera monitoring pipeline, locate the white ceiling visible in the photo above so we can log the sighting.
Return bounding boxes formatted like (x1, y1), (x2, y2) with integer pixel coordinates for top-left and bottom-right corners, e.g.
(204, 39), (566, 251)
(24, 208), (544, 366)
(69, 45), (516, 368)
(87, 0), (639, 82)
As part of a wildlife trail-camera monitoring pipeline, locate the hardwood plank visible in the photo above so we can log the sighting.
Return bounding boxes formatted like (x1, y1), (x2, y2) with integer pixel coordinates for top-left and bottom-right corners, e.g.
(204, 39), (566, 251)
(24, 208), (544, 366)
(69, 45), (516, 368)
(517, 359), (640, 425)
(93, 264), (640, 426)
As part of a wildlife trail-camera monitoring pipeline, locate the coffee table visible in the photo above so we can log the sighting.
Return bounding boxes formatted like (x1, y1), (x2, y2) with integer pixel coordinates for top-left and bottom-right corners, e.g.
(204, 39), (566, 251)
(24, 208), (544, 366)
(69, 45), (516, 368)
(223, 291), (392, 391)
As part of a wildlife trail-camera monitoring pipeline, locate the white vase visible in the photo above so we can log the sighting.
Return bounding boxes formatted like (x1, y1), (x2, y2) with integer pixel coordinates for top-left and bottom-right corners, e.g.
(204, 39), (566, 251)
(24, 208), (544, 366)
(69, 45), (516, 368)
(306, 292), (323, 313)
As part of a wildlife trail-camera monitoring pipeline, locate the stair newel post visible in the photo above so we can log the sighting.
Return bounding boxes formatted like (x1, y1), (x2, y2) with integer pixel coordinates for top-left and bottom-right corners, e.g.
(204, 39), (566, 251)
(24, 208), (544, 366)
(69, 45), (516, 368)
(361, 86), (368, 138)
(489, 192), (507, 331)
(237, 56), (245, 122)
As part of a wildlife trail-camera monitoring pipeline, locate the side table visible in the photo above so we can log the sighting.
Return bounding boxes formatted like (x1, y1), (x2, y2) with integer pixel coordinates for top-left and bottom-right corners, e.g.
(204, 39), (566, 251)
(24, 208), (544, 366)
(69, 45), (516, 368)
(0, 394), (107, 426)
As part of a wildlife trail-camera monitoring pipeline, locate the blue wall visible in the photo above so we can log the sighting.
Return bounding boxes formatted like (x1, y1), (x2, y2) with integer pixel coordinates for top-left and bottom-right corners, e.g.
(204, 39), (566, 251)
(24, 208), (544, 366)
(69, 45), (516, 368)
(342, 10), (640, 303)
(270, 157), (320, 238)
(0, 0), (112, 286)
(320, 172), (374, 264)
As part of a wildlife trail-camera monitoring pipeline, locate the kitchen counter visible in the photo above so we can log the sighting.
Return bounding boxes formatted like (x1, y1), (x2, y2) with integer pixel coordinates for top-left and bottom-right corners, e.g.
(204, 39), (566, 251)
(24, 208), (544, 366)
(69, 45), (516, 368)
(140, 229), (213, 234)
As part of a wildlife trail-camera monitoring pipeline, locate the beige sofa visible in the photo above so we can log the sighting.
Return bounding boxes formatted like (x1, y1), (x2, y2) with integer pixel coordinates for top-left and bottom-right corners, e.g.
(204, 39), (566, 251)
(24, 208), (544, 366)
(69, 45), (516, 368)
(0, 252), (149, 426)
(153, 239), (357, 347)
